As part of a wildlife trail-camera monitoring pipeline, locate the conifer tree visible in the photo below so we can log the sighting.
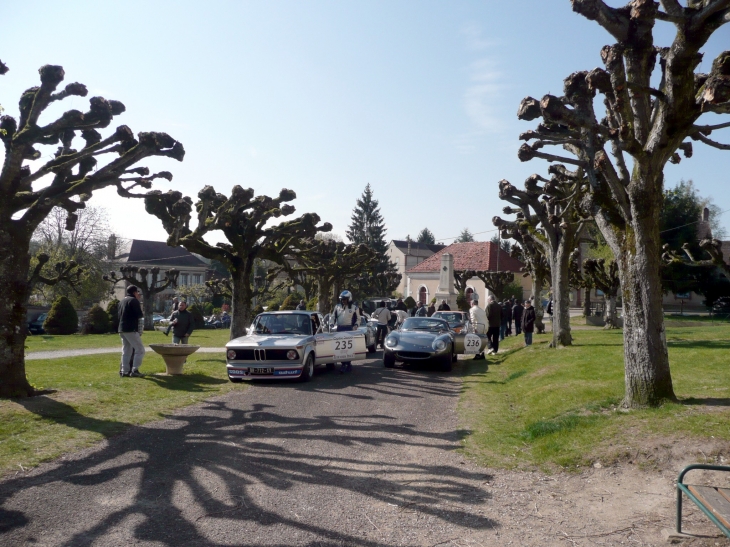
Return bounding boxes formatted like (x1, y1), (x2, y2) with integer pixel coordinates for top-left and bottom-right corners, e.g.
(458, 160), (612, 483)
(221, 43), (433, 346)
(456, 229), (475, 243)
(417, 228), (436, 245)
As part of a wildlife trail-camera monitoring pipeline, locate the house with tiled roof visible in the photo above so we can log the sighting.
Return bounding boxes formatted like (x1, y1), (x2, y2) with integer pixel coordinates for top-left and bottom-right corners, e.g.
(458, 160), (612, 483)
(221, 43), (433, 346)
(405, 241), (531, 305)
(387, 239), (446, 296)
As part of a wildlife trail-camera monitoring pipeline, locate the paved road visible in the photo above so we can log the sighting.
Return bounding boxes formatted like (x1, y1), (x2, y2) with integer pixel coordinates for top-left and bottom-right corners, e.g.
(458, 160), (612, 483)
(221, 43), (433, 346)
(0, 357), (498, 546)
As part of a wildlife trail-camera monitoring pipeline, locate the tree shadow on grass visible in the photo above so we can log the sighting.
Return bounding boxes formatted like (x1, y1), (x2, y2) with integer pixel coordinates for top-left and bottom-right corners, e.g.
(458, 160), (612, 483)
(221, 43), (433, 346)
(679, 397), (730, 407)
(142, 373), (228, 392)
(0, 361), (498, 546)
(666, 340), (730, 350)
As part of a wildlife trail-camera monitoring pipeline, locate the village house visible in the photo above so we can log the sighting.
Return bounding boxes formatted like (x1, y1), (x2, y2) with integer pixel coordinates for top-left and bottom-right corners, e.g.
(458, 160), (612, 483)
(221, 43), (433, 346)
(387, 239), (445, 296)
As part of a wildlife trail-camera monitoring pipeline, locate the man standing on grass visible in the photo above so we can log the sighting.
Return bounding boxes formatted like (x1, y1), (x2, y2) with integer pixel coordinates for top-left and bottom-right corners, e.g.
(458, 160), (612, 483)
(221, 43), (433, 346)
(486, 295), (501, 355)
(522, 299), (536, 346)
(119, 285), (145, 377)
(166, 300), (195, 344)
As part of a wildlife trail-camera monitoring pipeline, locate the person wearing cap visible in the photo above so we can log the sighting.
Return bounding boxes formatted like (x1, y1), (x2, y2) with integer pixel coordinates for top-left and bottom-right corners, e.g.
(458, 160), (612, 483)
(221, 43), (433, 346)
(118, 285), (145, 377)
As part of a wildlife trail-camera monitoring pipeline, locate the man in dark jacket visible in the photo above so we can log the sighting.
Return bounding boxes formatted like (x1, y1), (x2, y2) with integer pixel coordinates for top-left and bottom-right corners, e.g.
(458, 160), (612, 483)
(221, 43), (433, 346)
(522, 300), (536, 346)
(296, 300), (307, 311)
(437, 299), (451, 311)
(512, 300), (524, 335)
(486, 295), (501, 355)
(395, 298), (407, 312)
(167, 300), (195, 344)
(118, 285), (145, 377)
(500, 301), (512, 339)
(427, 301), (436, 317)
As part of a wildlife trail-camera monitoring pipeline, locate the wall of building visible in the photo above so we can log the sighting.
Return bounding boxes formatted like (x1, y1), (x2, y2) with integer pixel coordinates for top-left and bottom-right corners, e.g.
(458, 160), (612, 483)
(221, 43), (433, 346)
(406, 273), (532, 306)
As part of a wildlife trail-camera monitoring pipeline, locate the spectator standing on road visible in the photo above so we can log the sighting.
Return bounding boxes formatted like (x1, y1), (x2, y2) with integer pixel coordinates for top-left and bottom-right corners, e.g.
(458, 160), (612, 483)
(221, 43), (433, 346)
(427, 301), (436, 317)
(332, 290), (359, 373)
(437, 299), (451, 311)
(372, 301), (391, 349)
(394, 309), (408, 327)
(522, 299), (536, 346)
(415, 302), (428, 317)
(118, 285), (145, 377)
(486, 295), (502, 355)
(296, 299), (306, 310)
(166, 300), (195, 344)
(469, 296), (488, 360)
(395, 298), (407, 312)
(512, 300), (524, 336)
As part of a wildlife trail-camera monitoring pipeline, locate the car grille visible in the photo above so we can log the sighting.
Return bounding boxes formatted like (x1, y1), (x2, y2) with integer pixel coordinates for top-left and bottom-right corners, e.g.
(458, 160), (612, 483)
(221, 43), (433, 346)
(397, 351), (431, 359)
(230, 349), (298, 361)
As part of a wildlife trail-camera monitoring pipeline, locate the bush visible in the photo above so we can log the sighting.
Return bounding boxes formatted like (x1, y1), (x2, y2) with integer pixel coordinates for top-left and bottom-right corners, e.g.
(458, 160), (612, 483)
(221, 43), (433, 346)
(306, 297), (318, 311)
(188, 304), (206, 329)
(253, 304), (265, 316)
(212, 307), (222, 316)
(403, 296), (416, 309)
(268, 303), (280, 311)
(203, 302), (214, 315)
(106, 299), (120, 332)
(502, 281), (525, 303)
(81, 304), (111, 334)
(43, 296), (79, 335)
(280, 295), (298, 310)
(456, 291), (470, 312)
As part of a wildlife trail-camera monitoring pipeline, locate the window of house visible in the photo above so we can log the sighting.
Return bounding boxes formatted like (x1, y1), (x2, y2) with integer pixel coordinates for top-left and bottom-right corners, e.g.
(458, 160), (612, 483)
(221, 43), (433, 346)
(192, 274), (201, 285)
(419, 286), (428, 305)
(180, 273), (189, 286)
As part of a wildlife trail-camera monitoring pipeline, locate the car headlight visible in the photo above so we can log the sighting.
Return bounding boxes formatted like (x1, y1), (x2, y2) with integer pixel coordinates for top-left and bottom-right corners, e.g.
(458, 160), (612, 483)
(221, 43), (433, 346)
(433, 339), (447, 351)
(227, 349), (237, 360)
(385, 337), (397, 348)
(287, 350), (298, 360)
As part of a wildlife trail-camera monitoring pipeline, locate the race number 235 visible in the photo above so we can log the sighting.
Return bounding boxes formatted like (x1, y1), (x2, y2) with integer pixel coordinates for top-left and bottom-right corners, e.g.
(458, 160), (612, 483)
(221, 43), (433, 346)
(334, 339), (354, 351)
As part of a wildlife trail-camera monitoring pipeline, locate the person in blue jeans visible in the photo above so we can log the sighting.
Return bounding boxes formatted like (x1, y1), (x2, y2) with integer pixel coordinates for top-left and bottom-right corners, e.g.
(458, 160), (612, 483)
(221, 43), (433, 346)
(522, 300), (536, 346)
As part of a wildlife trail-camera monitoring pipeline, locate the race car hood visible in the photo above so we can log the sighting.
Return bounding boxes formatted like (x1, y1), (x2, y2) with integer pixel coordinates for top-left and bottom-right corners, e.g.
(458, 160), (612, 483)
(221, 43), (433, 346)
(226, 334), (311, 347)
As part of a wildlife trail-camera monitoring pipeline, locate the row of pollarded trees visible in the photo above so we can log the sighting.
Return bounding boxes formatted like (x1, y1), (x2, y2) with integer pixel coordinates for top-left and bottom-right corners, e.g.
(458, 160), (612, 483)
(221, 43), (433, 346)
(491, 0), (730, 409)
(0, 61), (400, 397)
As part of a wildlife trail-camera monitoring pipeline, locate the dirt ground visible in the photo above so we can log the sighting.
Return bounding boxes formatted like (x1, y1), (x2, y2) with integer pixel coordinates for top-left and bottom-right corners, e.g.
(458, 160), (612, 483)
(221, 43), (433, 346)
(1, 357), (728, 546)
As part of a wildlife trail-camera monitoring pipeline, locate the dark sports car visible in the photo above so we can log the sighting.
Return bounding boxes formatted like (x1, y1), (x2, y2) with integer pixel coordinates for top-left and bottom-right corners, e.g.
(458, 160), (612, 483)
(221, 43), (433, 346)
(382, 317), (456, 371)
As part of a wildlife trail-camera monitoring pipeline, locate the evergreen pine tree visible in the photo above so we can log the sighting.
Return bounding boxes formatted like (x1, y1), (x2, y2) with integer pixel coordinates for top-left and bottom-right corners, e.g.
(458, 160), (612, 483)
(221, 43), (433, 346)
(456, 228), (475, 243)
(417, 228), (436, 245)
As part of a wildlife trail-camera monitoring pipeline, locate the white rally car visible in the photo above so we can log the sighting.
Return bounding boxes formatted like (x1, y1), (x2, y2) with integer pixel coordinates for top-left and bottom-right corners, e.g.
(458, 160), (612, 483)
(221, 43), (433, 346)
(225, 311), (367, 382)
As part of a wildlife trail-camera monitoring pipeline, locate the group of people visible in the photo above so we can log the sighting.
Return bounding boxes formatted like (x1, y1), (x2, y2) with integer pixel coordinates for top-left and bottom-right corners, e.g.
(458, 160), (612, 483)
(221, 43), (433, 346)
(469, 294), (536, 359)
(117, 288), (195, 378)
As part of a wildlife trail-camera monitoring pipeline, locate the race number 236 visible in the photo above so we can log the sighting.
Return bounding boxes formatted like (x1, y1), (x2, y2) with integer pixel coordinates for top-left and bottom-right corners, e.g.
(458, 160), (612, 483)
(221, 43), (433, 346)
(463, 334), (482, 355)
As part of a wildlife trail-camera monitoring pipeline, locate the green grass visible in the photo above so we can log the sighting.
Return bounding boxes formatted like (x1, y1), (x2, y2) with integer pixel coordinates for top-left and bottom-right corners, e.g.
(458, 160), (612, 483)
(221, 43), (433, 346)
(0, 352), (243, 477)
(459, 324), (730, 471)
(24, 328), (232, 353)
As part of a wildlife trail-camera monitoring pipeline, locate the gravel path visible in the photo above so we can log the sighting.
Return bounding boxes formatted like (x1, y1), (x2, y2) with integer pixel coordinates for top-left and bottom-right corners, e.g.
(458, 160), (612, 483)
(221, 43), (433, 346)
(1, 357), (727, 546)
(26, 347), (226, 360)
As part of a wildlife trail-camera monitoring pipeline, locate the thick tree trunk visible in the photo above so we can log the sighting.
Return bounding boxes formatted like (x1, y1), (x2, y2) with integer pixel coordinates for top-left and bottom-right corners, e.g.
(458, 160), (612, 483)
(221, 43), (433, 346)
(142, 292), (155, 331)
(317, 277), (333, 316)
(617, 211), (675, 407)
(0, 230), (34, 398)
(532, 274), (546, 334)
(583, 288), (591, 317)
(230, 265), (254, 340)
(604, 295), (619, 329)
(550, 243), (572, 347)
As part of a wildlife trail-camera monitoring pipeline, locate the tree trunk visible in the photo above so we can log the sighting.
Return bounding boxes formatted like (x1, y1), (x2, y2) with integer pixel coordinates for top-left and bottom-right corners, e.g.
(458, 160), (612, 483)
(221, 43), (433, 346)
(0, 230), (34, 398)
(532, 273), (546, 334)
(583, 288), (591, 317)
(317, 277), (333, 316)
(230, 265), (254, 340)
(142, 291), (155, 331)
(550, 243), (573, 347)
(604, 294), (618, 329)
(617, 212), (675, 407)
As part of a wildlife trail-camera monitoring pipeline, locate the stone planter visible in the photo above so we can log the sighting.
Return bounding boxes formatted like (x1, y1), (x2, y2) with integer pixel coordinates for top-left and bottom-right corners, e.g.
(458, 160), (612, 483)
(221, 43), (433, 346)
(149, 344), (201, 375)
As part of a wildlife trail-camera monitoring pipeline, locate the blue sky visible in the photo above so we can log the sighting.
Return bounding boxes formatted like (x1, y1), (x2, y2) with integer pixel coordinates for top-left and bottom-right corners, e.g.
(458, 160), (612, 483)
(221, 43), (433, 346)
(2, 1), (729, 244)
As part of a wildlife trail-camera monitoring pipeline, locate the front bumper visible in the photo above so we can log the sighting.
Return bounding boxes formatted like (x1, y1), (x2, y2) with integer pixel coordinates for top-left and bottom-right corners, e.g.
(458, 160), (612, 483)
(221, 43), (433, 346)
(383, 345), (449, 362)
(226, 361), (304, 380)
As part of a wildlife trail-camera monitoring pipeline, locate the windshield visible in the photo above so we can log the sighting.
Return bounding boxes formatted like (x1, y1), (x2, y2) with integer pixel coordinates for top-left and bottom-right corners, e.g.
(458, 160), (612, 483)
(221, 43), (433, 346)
(252, 313), (312, 335)
(401, 318), (449, 332)
(432, 312), (465, 323)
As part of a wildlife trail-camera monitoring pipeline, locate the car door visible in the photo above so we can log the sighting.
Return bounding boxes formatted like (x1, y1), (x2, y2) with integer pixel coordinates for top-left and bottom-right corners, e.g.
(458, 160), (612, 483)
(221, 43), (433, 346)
(313, 319), (367, 364)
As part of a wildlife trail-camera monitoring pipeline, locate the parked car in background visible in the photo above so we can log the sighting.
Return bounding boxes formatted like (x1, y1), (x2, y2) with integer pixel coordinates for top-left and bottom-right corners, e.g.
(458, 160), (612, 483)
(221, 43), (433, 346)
(356, 314), (378, 354)
(431, 311), (470, 333)
(712, 297), (730, 317)
(27, 313), (47, 335)
(153, 314), (166, 324)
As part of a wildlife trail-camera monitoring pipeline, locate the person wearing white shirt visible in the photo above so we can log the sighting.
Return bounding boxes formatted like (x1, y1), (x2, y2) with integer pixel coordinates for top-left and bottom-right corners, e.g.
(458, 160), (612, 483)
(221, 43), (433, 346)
(372, 301), (391, 349)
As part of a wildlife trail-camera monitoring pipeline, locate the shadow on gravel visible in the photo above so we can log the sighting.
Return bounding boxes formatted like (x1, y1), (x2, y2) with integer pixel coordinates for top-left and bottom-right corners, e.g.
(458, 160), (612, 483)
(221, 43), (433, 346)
(0, 361), (497, 546)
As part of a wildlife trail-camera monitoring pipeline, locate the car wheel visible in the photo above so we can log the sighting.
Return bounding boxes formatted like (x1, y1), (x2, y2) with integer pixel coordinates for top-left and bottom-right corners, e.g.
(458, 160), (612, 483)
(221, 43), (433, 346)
(440, 353), (453, 372)
(383, 352), (395, 368)
(299, 354), (315, 382)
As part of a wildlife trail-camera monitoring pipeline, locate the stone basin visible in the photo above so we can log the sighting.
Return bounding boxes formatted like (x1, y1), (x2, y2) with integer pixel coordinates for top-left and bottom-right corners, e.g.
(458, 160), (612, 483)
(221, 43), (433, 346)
(148, 344), (201, 375)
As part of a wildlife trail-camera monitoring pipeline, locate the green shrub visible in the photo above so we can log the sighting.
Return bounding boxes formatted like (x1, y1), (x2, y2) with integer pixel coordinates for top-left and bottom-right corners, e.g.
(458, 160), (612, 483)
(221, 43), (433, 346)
(280, 295), (298, 310)
(81, 304), (111, 334)
(203, 302), (214, 315)
(212, 307), (222, 316)
(268, 303), (280, 311)
(187, 304), (206, 329)
(306, 297), (318, 311)
(503, 281), (525, 303)
(106, 299), (120, 332)
(253, 305), (265, 316)
(43, 296), (78, 335)
(403, 296), (416, 309)
(456, 291), (470, 312)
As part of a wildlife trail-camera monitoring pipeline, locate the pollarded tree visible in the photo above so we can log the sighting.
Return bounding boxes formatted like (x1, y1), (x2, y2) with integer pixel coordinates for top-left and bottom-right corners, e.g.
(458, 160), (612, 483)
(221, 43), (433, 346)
(493, 174), (587, 347)
(294, 238), (380, 314)
(569, 247), (596, 318)
(0, 61), (184, 398)
(663, 238), (730, 280)
(514, 1), (730, 406)
(584, 257), (621, 328)
(474, 271), (516, 302)
(104, 266), (180, 330)
(145, 187), (331, 338)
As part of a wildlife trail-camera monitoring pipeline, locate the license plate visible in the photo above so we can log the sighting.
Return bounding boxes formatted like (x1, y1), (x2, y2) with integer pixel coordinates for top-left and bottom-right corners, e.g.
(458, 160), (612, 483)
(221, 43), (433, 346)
(251, 368), (273, 375)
